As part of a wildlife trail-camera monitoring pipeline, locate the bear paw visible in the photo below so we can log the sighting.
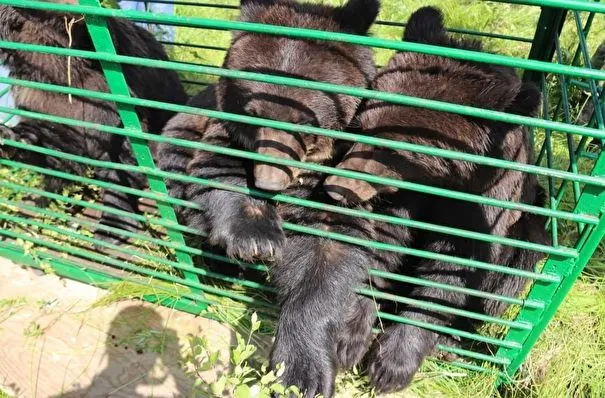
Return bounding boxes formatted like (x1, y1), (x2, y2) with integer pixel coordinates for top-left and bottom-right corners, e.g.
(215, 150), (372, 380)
(212, 201), (285, 262)
(367, 326), (428, 394)
(271, 347), (336, 398)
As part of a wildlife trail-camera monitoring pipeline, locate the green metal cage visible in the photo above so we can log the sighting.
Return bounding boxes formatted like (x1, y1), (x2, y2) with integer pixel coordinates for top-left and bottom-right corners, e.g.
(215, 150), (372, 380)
(0, 0), (604, 390)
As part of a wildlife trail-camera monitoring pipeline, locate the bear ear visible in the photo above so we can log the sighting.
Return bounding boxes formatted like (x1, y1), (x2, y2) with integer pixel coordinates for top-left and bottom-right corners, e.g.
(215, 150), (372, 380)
(403, 6), (447, 44)
(240, 0), (278, 7)
(508, 81), (543, 117)
(334, 0), (380, 35)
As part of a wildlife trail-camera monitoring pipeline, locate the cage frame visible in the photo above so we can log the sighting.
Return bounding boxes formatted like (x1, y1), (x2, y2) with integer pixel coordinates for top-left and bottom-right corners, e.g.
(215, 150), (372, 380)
(0, 0), (603, 387)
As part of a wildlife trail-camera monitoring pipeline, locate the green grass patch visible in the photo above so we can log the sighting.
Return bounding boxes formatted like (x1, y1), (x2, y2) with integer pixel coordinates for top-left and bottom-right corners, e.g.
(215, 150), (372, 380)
(507, 277), (605, 397)
(0, 390), (12, 398)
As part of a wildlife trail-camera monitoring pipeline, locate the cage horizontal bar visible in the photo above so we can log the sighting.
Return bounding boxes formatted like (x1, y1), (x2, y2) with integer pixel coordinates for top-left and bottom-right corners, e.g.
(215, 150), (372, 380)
(1, 136), (576, 257)
(180, 79), (211, 87)
(0, 105), (598, 227)
(358, 288), (533, 330)
(2, 44), (605, 142)
(5, 197), (536, 330)
(2, 1), (604, 80)
(160, 40), (228, 52)
(120, 0), (239, 9)
(568, 79), (603, 92)
(0, 211), (544, 348)
(0, 199), (277, 294)
(0, 238), (275, 325)
(0, 181), (271, 274)
(0, 242), (201, 306)
(367, 270), (545, 310)
(444, 360), (504, 377)
(0, 187), (269, 277)
(146, 2), (534, 45)
(284, 223), (560, 282)
(121, 0), (592, 21)
(0, 217), (278, 309)
(0, 179), (199, 236)
(0, 209), (205, 285)
(0, 189), (546, 313)
(376, 311), (521, 349)
(435, 344), (511, 366)
(371, 325), (509, 366)
(0, 203), (269, 301)
(0, 241), (215, 312)
(0, 158), (194, 208)
(124, 8), (534, 45)
(171, 58), (215, 69)
(1, 119), (593, 232)
(0, 198), (201, 255)
(2, 77), (603, 193)
(0, 107), (598, 230)
(0, 239), (511, 369)
(373, 21), (533, 43)
(0, 157), (566, 283)
(0, 204), (188, 273)
(0, 158), (560, 283)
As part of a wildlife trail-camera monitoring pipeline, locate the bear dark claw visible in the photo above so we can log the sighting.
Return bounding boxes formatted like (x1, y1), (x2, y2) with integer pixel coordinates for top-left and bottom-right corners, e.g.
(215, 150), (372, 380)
(368, 351), (417, 394)
(211, 202), (285, 262)
(271, 349), (336, 398)
(367, 325), (429, 394)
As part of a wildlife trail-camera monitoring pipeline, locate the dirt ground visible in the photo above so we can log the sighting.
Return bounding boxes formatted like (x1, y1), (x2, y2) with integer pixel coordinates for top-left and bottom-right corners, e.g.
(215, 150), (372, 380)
(0, 258), (233, 398)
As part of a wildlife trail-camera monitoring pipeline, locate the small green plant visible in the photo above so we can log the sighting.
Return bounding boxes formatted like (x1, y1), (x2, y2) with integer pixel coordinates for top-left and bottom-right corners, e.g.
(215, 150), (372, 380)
(0, 297), (28, 326)
(23, 321), (43, 338)
(183, 312), (303, 397)
(122, 328), (170, 355)
(92, 279), (192, 308)
(0, 388), (13, 398)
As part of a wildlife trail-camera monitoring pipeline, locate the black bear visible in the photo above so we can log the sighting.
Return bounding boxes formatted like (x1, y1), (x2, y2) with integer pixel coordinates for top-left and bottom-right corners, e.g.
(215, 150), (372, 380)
(156, 0), (380, 395)
(323, 6), (551, 393)
(0, 2), (188, 242)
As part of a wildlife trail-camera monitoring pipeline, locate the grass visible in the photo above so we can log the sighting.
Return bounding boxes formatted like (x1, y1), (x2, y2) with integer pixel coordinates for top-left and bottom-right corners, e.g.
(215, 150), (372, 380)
(0, 0), (604, 397)
(510, 278), (605, 397)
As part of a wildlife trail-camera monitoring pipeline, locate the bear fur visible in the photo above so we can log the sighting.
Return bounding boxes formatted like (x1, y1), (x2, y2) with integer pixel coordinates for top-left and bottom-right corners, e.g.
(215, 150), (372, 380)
(0, 4), (188, 242)
(323, 6), (551, 393)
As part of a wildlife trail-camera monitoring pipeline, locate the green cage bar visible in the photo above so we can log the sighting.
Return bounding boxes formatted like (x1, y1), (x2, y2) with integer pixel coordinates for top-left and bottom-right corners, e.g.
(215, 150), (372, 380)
(0, 0), (603, 393)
